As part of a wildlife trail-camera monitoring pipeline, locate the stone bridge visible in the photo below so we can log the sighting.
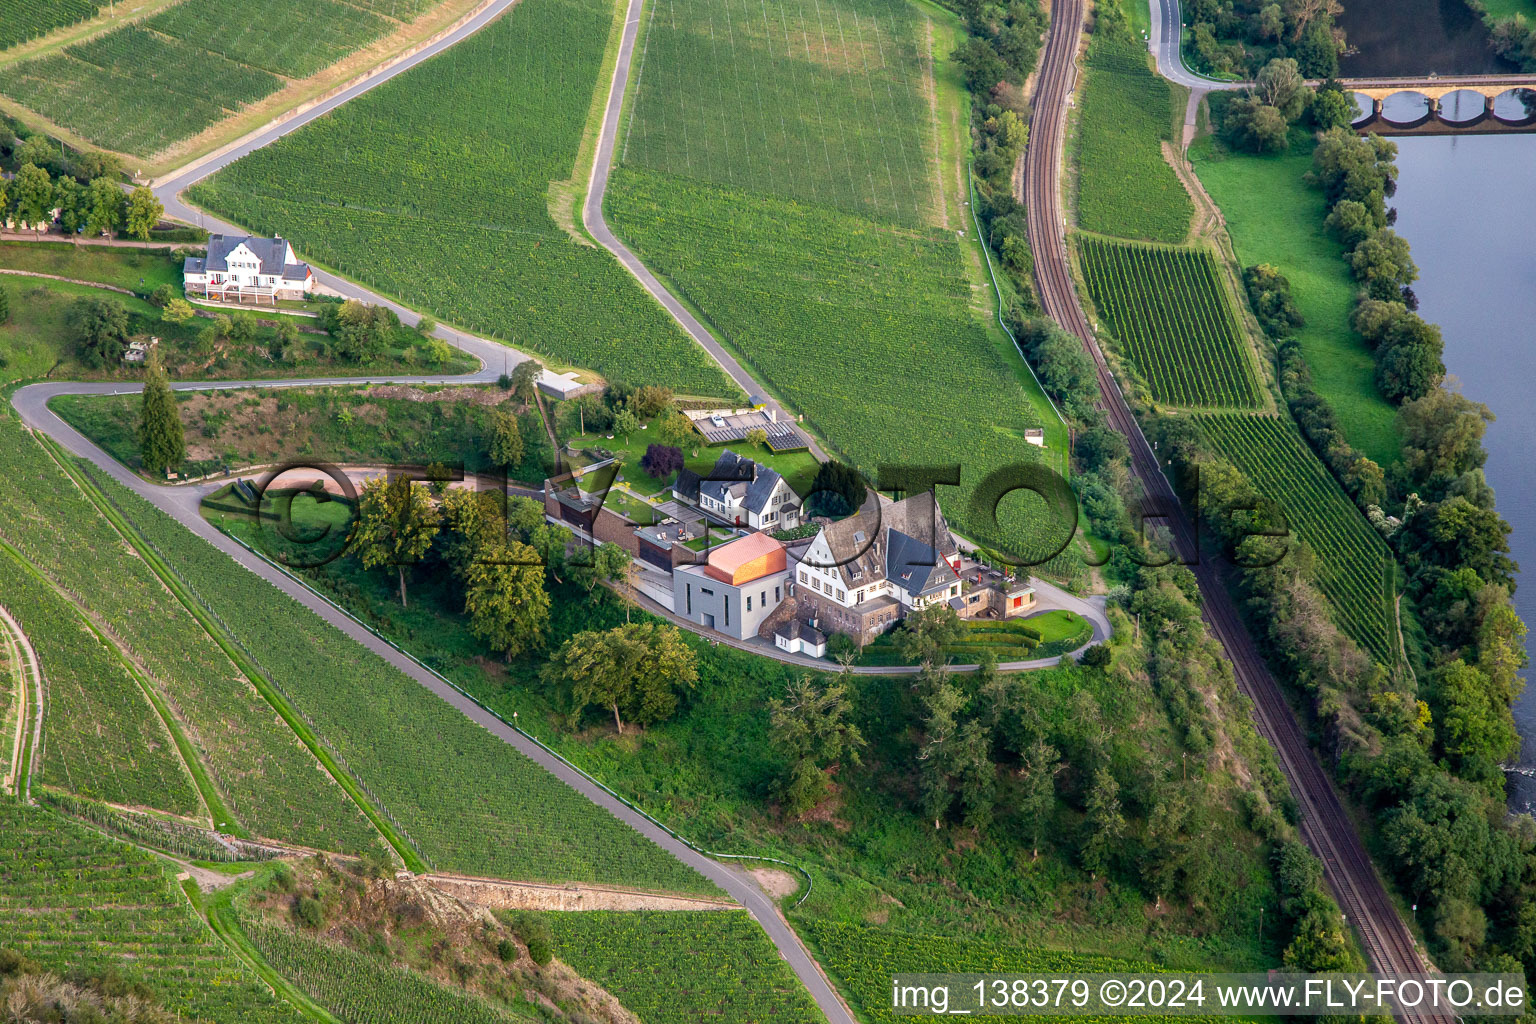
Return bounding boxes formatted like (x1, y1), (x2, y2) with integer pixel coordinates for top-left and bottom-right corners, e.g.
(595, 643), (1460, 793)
(1331, 75), (1536, 132)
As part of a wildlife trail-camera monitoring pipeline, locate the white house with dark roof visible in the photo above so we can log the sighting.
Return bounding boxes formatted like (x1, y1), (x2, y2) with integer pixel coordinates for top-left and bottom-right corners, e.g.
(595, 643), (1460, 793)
(681, 450), (801, 531)
(183, 234), (314, 304)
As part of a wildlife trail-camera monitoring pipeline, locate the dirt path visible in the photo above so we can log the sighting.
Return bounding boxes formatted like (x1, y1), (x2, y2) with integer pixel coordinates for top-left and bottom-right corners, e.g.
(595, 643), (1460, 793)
(421, 873), (739, 911)
(0, 604), (43, 801)
(0, 232), (178, 250)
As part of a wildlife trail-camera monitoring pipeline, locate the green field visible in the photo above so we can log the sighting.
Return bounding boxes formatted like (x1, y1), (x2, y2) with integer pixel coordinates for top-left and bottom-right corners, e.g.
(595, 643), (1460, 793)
(1078, 236), (1260, 408)
(1197, 414), (1395, 661)
(1075, 32), (1192, 244)
(0, 0), (100, 52)
(189, 0), (734, 396)
(623, 0), (937, 226)
(1189, 138), (1400, 464)
(1, 547), (198, 815)
(0, 802), (306, 1024)
(1479, 0), (1536, 17)
(543, 911), (823, 1023)
(0, 419), (383, 849)
(608, 168), (1072, 567)
(242, 916), (537, 1024)
(146, 0), (392, 78)
(0, 27), (283, 156)
(77, 459), (716, 894)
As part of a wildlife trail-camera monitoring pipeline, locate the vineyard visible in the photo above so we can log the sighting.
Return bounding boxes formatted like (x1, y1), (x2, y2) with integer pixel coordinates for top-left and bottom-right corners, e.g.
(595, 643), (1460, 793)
(608, 166), (1077, 572)
(1074, 30), (1192, 244)
(189, 0), (735, 396)
(0, 803), (306, 1024)
(147, 0), (392, 78)
(242, 916), (537, 1023)
(0, 419), (380, 852)
(544, 911), (824, 1023)
(1196, 414), (1396, 661)
(1078, 236), (1261, 408)
(83, 462), (718, 895)
(1, 547), (199, 815)
(808, 922), (1230, 1024)
(623, 0), (938, 226)
(0, 27), (282, 156)
(0, 0), (100, 52)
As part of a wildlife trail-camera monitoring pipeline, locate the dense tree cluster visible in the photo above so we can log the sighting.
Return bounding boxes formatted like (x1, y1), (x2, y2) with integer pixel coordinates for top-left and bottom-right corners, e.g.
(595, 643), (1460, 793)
(1185, 0), (1344, 78)
(0, 150), (160, 241)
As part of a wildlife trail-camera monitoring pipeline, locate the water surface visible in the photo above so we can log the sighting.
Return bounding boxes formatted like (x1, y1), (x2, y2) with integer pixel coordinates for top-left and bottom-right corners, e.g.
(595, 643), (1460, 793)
(1390, 133), (1536, 813)
(1338, 0), (1516, 76)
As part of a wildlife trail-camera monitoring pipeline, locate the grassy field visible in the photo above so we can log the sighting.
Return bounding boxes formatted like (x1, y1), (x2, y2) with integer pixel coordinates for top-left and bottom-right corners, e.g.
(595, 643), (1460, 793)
(1197, 414), (1396, 662)
(75, 460), (716, 893)
(542, 911), (823, 1023)
(854, 611), (1092, 666)
(146, 0), (392, 78)
(0, 27), (283, 156)
(0, 241), (183, 292)
(608, 167), (1073, 568)
(1075, 31), (1192, 244)
(0, 802), (306, 1024)
(189, 0), (734, 397)
(1479, 0), (1536, 17)
(0, 0), (101, 53)
(51, 384), (554, 482)
(623, 0), (938, 226)
(1078, 236), (1261, 408)
(1189, 136), (1400, 464)
(609, 0), (1078, 575)
(1, 547), (198, 815)
(0, 418), (384, 850)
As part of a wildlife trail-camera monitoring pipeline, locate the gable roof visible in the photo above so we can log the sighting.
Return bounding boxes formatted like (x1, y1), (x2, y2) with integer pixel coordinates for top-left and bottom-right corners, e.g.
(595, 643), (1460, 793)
(672, 468), (701, 502)
(698, 450), (755, 505)
(742, 465), (785, 515)
(885, 528), (956, 598)
(810, 490), (957, 590)
(204, 234), (299, 275)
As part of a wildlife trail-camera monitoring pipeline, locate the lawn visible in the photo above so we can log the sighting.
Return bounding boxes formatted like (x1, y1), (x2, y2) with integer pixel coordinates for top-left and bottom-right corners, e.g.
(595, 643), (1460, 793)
(1478, 0), (1536, 17)
(1189, 136), (1401, 465)
(1074, 28), (1192, 244)
(50, 384), (553, 482)
(855, 610), (1092, 666)
(0, 240), (183, 292)
(188, 0), (735, 397)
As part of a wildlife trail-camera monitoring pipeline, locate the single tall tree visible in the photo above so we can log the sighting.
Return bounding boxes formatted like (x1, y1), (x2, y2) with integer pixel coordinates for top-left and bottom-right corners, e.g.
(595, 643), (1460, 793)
(84, 177), (123, 238)
(13, 164), (52, 236)
(138, 355), (185, 476)
(463, 541), (550, 659)
(768, 677), (866, 817)
(1017, 739), (1059, 859)
(1081, 766), (1125, 878)
(917, 683), (966, 828)
(544, 621), (697, 734)
(352, 475), (441, 606)
(510, 358), (542, 402)
(124, 186), (162, 242)
(488, 408), (524, 468)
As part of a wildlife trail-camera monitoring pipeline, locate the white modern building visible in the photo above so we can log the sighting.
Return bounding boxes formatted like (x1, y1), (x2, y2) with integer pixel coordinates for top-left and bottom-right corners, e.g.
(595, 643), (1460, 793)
(184, 235), (314, 304)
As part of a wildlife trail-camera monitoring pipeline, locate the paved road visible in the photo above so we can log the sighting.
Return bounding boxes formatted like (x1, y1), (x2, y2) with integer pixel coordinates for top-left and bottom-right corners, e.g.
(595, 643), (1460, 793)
(580, 0), (828, 461)
(1148, 0), (1246, 90)
(1027, 0), (1448, 1008)
(13, 379), (856, 1024)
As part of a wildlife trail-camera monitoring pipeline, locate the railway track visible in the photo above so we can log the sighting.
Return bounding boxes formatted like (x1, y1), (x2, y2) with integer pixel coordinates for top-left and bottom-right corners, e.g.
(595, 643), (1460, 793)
(1020, 0), (1447, 1010)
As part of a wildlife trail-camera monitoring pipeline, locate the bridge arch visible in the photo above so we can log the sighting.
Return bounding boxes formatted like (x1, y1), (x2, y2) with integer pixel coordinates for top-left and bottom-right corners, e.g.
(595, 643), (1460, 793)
(1436, 88), (1490, 125)
(1491, 87), (1536, 125)
(1380, 90), (1434, 128)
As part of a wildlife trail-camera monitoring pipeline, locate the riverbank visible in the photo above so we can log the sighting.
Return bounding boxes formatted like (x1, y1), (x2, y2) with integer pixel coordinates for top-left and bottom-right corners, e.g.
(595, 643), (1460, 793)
(1188, 132), (1400, 465)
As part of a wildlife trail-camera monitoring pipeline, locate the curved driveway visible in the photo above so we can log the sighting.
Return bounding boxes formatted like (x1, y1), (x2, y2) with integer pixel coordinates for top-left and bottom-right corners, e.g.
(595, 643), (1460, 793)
(1147, 0), (1248, 90)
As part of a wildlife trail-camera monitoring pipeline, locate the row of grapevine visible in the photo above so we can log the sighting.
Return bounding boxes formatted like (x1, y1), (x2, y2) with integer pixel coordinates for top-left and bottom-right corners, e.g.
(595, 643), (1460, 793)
(1079, 236), (1261, 409)
(189, 0), (736, 396)
(1197, 414), (1395, 661)
(243, 917), (537, 1023)
(0, 802), (307, 1024)
(608, 166), (1077, 571)
(0, 546), (199, 815)
(1075, 31), (1193, 244)
(147, 0), (392, 78)
(0, 418), (380, 851)
(625, 0), (937, 226)
(86, 463), (720, 894)
(0, 0), (100, 53)
(544, 911), (825, 1023)
(808, 921), (1230, 1024)
(0, 27), (282, 156)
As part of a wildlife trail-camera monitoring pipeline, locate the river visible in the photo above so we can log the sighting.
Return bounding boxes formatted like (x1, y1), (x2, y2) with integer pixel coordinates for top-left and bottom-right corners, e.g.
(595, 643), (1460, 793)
(1390, 133), (1536, 813)
(1337, 0), (1517, 76)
